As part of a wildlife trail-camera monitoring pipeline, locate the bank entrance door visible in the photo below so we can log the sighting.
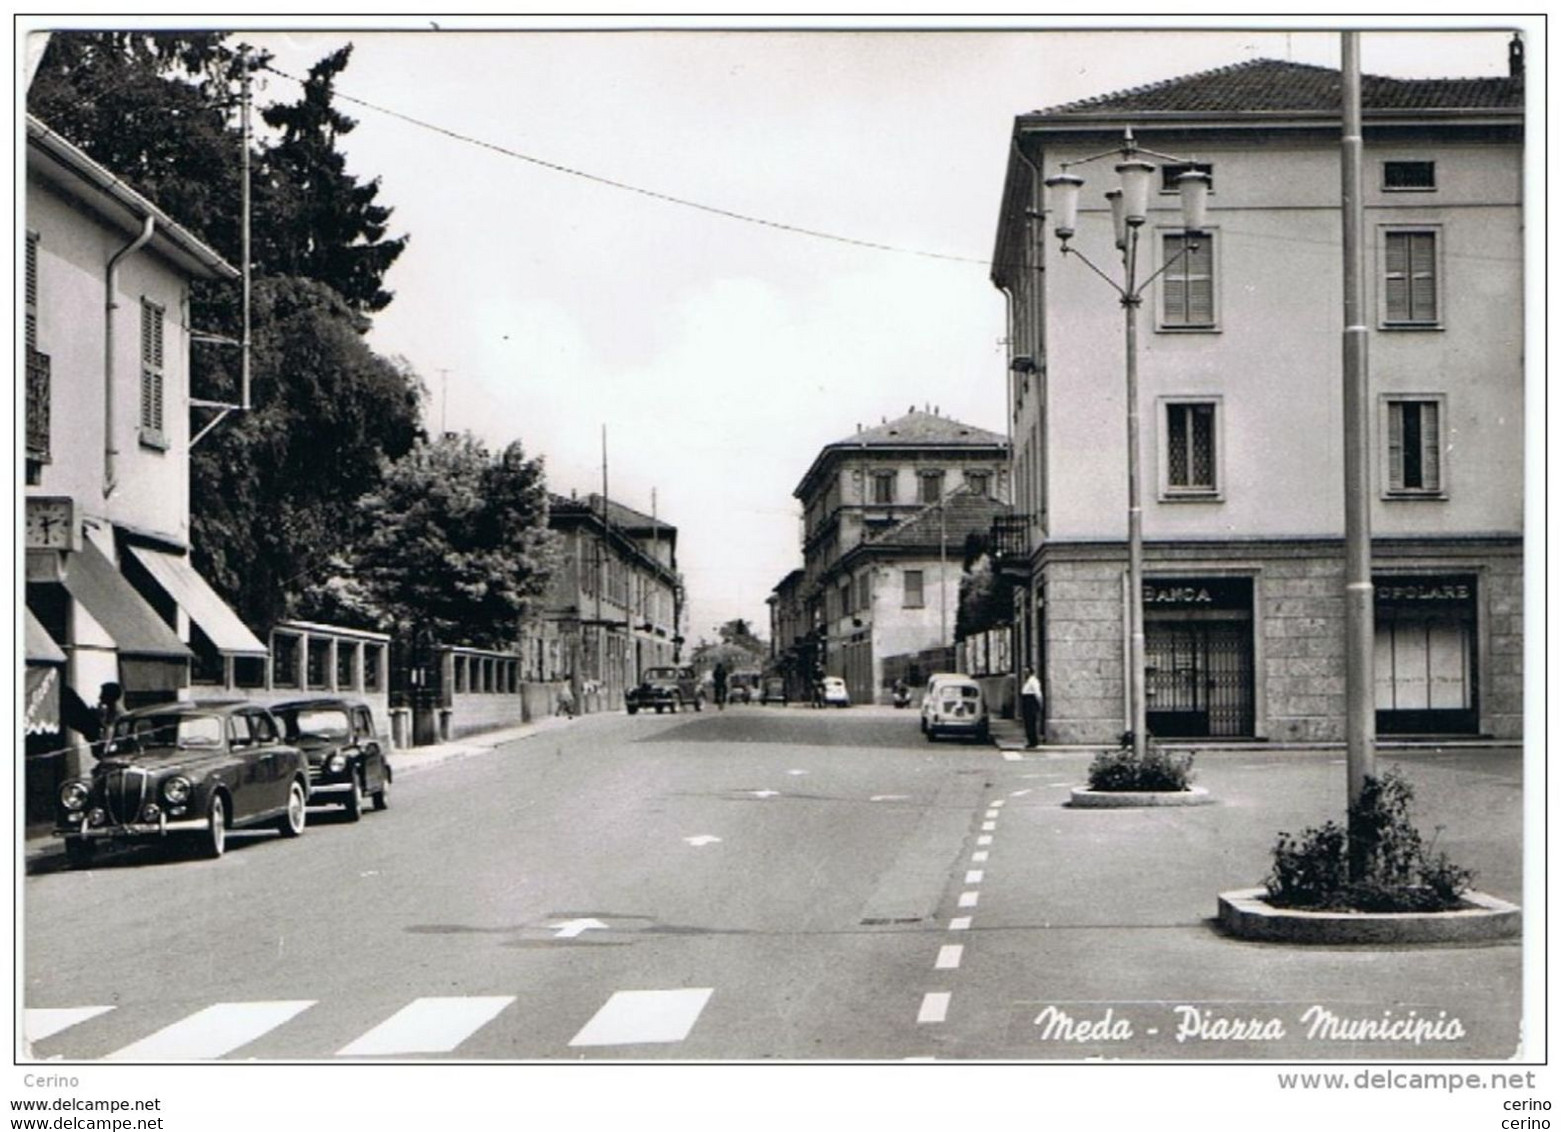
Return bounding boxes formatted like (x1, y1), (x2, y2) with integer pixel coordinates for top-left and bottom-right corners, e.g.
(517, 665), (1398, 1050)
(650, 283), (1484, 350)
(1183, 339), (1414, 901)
(1143, 577), (1254, 738)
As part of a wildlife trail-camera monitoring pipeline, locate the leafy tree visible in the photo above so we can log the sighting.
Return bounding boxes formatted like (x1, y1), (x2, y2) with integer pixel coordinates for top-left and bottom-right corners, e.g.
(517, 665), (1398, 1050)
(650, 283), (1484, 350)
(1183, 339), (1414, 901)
(716, 618), (765, 656)
(303, 434), (559, 649)
(190, 277), (423, 629)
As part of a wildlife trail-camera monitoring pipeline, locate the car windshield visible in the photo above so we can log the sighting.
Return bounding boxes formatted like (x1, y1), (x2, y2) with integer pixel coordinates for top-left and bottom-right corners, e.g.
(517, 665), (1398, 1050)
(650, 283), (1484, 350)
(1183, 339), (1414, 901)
(282, 708), (351, 741)
(645, 668), (679, 680)
(110, 714), (224, 753)
(939, 686), (981, 702)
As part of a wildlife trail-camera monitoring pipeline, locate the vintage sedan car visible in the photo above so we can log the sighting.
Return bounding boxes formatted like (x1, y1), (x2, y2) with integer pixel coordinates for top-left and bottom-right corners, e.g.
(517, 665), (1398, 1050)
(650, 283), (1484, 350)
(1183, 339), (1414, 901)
(272, 697), (392, 821)
(55, 701), (309, 867)
(821, 676), (851, 708)
(919, 673), (964, 733)
(924, 677), (991, 743)
(626, 666), (704, 714)
(760, 676), (789, 706)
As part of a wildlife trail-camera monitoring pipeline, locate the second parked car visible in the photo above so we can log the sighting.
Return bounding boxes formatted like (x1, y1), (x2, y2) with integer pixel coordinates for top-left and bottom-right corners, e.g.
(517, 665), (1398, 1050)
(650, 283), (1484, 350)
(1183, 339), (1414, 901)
(273, 698), (392, 821)
(626, 666), (704, 714)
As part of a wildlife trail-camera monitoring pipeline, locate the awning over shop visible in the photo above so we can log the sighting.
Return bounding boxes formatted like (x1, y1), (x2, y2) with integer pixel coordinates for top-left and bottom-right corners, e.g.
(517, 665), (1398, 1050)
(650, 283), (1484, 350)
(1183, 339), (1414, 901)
(25, 665), (61, 735)
(126, 545), (266, 656)
(59, 541), (189, 659)
(25, 608), (66, 664)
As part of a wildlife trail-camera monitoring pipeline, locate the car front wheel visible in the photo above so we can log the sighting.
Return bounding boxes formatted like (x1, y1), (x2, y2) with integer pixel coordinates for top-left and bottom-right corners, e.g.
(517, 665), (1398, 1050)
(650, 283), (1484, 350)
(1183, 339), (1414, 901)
(372, 773), (390, 812)
(202, 795), (227, 859)
(344, 774), (364, 822)
(277, 780), (307, 837)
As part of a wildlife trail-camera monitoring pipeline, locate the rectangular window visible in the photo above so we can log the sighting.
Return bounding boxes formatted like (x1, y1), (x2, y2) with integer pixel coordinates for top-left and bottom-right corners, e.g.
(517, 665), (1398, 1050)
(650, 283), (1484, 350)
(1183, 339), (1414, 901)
(336, 641), (359, 690)
(856, 573), (870, 613)
(1165, 402), (1218, 494)
(918, 471), (944, 504)
(872, 471), (896, 504)
(1160, 232), (1215, 328)
(307, 637), (332, 689)
(1383, 160), (1436, 191)
(363, 644), (383, 692)
(965, 471), (990, 497)
(140, 299), (166, 442)
(904, 570), (925, 609)
(1383, 230), (1439, 325)
(272, 634), (300, 688)
(1159, 161), (1213, 193)
(1385, 399), (1444, 495)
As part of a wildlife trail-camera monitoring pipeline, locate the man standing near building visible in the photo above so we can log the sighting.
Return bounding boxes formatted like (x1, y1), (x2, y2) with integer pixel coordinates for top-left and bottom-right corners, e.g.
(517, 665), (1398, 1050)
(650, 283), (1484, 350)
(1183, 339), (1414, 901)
(1021, 667), (1043, 749)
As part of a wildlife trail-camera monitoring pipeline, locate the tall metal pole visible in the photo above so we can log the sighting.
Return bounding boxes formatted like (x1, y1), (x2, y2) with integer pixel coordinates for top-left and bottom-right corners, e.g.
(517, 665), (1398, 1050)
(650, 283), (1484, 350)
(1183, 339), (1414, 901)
(239, 48), (252, 411)
(1340, 31), (1376, 853)
(1122, 227), (1148, 761)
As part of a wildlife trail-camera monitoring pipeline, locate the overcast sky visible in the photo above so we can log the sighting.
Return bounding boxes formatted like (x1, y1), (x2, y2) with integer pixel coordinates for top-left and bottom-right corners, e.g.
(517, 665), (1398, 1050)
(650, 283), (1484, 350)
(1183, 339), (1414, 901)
(226, 19), (1522, 643)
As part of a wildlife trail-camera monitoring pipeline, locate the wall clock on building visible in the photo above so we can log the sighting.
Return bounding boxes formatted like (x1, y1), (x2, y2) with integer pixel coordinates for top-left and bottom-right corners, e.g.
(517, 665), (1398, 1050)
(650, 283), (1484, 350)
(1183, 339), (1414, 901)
(25, 496), (76, 551)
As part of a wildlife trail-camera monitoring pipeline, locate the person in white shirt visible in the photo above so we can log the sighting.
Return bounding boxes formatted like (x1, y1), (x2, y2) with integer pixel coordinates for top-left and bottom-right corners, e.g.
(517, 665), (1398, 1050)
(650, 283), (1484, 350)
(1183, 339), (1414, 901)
(1021, 667), (1043, 748)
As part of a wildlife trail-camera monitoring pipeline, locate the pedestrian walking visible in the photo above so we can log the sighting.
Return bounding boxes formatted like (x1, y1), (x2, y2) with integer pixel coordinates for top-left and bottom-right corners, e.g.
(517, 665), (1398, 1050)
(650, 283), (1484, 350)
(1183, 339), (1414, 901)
(1020, 667), (1043, 748)
(713, 662), (728, 710)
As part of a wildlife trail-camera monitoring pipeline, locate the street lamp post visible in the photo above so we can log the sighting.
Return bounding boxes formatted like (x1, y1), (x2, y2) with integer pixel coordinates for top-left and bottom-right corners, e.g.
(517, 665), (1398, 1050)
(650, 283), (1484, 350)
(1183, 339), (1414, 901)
(1043, 131), (1210, 762)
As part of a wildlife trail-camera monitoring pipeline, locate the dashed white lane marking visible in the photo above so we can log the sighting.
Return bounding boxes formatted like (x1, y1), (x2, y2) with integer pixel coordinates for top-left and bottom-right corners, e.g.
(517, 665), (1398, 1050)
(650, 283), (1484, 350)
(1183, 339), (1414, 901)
(106, 1001), (315, 1061)
(965, 870), (985, 884)
(989, 799), (1006, 808)
(935, 945), (964, 970)
(1003, 751), (1023, 761)
(949, 917), (972, 931)
(338, 996), (515, 1056)
(568, 988), (714, 1047)
(748, 790), (779, 798)
(917, 993), (951, 1023)
(984, 809), (1000, 819)
(870, 794), (911, 802)
(1010, 789), (1033, 797)
(977, 835), (993, 846)
(787, 769), (809, 776)
(971, 850), (989, 863)
(958, 891), (980, 908)
(981, 821), (997, 832)
(683, 835), (722, 846)
(25, 1006), (114, 1044)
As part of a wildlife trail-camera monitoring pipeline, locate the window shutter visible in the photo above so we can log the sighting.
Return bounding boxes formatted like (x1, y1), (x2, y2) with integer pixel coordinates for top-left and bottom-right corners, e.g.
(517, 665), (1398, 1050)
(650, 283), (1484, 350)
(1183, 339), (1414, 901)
(1420, 401), (1441, 490)
(1187, 239), (1214, 326)
(1387, 402), (1405, 490)
(1384, 233), (1409, 321)
(1409, 233), (1437, 321)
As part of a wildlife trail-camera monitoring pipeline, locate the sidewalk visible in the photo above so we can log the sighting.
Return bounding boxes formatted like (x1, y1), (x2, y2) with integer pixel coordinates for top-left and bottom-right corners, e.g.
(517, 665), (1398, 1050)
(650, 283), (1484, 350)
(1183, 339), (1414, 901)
(22, 712), (581, 866)
(988, 713), (1516, 754)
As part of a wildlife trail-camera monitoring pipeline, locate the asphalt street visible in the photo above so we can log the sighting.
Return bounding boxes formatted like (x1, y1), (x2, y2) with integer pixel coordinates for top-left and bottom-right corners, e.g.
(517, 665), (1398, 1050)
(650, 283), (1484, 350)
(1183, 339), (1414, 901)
(22, 706), (1524, 1061)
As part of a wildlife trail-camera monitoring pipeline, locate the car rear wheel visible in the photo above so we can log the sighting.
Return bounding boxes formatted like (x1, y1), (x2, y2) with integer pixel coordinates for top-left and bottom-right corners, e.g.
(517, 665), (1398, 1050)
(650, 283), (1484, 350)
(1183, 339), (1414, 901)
(276, 780), (307, 838)
(627, 704), (638, 715)
(372, 773), (390, 812)
(64, 837), (95, 869)
(344, 775), (364, 822)
(201, 795), (227, 859)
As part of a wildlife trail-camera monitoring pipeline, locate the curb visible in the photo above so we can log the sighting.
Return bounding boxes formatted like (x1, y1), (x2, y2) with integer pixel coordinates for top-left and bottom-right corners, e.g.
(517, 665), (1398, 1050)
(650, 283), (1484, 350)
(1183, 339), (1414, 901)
(1067, 785), (1214, 808)
(1216, 886), (1522, 945)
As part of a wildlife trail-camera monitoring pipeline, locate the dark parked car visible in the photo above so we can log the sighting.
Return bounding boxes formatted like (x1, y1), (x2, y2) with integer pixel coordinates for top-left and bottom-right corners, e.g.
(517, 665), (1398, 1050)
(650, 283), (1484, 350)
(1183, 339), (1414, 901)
(760, 677), (788, 706)
(272, 697), (392, 821)
(55, 701), (309, 866)
(626, 666), (703, 714)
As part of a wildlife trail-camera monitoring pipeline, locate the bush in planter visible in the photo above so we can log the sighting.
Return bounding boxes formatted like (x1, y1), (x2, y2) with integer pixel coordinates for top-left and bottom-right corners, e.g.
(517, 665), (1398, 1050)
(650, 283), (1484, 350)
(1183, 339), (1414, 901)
(1265, 767), (1474, 913)
(1086, 733), (1195, 792)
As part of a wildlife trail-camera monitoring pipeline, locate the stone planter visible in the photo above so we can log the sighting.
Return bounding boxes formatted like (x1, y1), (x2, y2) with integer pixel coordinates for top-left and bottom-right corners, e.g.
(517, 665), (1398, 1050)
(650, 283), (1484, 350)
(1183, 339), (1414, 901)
(1067, 785), (1214, 808)
(1217, 886), (1521, 945)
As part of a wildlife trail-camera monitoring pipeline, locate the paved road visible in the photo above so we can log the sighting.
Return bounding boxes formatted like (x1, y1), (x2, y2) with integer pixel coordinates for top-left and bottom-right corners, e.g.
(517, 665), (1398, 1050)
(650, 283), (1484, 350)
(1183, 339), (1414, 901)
(22, 707), (1524, 1061)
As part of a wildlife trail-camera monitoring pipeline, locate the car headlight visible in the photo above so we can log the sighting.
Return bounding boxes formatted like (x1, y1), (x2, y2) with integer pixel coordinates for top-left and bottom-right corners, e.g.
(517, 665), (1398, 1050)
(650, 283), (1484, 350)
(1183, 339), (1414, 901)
(162, 776), (191, 805)
(327, 752), (347, 774)
(60, 781), (90, 811)
(140, 803), (161, 823)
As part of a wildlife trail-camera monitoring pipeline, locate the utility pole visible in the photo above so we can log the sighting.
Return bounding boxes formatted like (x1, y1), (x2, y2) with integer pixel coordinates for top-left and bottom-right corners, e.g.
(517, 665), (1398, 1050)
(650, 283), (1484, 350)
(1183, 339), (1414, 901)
(1340, 31), (1376, 872)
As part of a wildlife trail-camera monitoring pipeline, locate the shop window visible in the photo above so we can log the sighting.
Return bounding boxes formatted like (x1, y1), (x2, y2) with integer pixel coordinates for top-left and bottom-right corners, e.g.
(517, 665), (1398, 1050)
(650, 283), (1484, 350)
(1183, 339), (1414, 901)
(307, 637), (332, 689)
(336, 641), (359, 690)
(272, 634), (300, 688)
(234, 656), (266, 689)
(363, 644), (383, 692)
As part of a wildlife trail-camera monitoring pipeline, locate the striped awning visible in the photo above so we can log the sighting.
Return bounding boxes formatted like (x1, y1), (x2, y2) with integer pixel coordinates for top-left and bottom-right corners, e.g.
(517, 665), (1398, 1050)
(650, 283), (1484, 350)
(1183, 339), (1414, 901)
(126, 545), (266, 657)
(60, 541), (189, 659)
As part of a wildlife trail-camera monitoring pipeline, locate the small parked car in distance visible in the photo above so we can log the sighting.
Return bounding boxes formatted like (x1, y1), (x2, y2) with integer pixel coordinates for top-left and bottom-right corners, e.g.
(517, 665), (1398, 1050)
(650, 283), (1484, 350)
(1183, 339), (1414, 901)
(924, 677), (990, 743)
(272, 697), (392, 821)
(920, 673), (964, 733)
(626, 666), (704, 714)
(821, 676), (851, 708)
(56, 701), (309, 866)
(760, 676), (788, 706)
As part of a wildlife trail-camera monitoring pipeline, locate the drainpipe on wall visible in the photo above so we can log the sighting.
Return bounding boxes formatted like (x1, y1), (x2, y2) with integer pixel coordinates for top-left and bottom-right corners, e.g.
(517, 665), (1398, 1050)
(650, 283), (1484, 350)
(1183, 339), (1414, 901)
(104, 214), (155, 499)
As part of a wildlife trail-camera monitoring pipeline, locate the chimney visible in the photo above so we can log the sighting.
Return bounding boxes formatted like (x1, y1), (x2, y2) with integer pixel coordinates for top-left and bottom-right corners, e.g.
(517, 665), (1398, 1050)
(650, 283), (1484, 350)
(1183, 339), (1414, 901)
(1510, 33), (1524, 78)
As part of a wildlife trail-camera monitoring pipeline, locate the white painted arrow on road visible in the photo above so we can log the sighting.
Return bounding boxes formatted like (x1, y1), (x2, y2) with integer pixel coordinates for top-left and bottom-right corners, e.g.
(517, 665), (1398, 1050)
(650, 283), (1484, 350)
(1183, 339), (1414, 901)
(684, 835), (722, 847)
(550, 918), (607, 939)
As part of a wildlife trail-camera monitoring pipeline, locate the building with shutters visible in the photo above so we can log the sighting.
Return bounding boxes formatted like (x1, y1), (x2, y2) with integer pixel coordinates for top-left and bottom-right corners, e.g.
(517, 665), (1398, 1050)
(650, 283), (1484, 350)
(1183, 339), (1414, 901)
(24, 116), (269, 813)
(784, 409), (1011, 705)
(990, 51), (1524, 744)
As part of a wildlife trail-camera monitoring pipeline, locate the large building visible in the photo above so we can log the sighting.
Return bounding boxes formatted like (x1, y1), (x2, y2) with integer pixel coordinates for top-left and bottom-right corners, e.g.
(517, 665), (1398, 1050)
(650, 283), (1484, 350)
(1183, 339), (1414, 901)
(24, 116), (264, 813)
(782, 408), (1011, 705)
(540, 493), (682, 712)
(991, 52), (1524, 744)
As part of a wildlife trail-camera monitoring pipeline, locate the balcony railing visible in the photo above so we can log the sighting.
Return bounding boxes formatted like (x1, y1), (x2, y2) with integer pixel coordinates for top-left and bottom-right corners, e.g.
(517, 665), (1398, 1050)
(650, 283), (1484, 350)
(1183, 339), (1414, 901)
(989, 513), (1030, 564)
(26, 348), (50, 463)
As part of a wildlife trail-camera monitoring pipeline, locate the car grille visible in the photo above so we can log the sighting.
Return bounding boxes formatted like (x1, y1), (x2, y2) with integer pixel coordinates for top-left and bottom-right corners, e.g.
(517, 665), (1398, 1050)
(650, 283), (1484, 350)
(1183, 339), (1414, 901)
(102, 766), (153, 825)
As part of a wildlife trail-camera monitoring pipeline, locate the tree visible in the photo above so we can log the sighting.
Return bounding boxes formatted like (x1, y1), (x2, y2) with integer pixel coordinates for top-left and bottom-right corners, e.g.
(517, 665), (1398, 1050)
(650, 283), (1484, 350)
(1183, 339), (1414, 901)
(304, 434), (559, 649)
(190, 277), (423, 629)
(257, 45), (407, 314)
(716, 618), (766, 656)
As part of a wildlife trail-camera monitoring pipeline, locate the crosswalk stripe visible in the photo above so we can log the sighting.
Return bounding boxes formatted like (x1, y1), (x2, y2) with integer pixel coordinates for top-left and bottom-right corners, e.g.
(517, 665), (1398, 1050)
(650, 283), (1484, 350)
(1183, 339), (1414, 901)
(24, 1006), (114, 1044)
(917, 992), (951, 1023)
(337, 996), (515, 1056)
(105, 1001), (314, 1061)
(568, 988), (713, 1047)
